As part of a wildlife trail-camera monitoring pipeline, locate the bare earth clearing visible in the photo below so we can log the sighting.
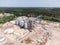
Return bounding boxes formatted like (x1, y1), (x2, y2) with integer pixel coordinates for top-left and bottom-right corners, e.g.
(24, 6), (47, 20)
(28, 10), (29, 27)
(0, 20), (60, 45)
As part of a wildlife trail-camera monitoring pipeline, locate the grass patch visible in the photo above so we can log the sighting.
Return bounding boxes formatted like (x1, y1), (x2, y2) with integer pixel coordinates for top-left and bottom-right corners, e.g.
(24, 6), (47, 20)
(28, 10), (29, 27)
(0, 15), (15, 24)
(43, 16), (60, 22)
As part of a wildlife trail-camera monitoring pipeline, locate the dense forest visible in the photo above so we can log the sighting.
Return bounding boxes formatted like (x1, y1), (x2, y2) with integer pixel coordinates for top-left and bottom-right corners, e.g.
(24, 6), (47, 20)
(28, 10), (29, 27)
(0, 7), (60, 24)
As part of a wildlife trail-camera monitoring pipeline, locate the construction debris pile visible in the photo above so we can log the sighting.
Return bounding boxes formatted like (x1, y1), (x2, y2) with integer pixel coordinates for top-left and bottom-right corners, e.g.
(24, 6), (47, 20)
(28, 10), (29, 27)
(15, 16), (42, 30)
(0, 16), (60, 45)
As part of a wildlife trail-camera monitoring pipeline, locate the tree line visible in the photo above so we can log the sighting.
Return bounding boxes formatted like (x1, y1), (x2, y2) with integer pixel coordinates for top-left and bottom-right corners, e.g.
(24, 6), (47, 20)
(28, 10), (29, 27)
(0, 7), (60, 24)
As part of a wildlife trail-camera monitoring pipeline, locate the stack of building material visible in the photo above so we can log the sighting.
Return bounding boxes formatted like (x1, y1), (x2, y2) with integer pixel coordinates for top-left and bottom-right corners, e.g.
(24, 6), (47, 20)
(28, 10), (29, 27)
(15, 16), (32, 30)
(15, 16), (42, 30)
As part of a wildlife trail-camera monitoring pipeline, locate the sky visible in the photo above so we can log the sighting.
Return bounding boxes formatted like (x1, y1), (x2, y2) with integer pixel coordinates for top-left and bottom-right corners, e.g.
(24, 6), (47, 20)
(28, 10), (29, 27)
(0, 0), (60, 7)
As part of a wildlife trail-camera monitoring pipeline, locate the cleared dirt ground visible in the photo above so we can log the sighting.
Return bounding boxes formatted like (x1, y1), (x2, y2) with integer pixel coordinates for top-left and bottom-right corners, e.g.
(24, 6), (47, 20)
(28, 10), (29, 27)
(0, 20), (60, 45)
